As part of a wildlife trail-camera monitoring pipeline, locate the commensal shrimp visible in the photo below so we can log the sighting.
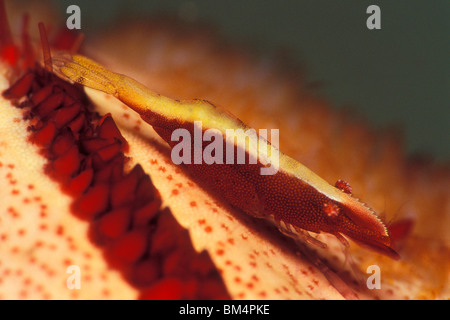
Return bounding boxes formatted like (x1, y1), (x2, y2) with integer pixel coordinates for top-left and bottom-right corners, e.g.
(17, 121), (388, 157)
(52, 53), (400, 260)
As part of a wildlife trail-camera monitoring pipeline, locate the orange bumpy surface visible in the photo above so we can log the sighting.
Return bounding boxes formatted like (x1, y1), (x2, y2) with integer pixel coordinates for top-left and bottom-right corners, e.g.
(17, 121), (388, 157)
(0, 2), (448, 299)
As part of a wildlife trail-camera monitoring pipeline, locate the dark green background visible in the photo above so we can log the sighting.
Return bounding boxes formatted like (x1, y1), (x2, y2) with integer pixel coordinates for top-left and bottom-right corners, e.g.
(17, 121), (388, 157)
(50, 0), (449, 160)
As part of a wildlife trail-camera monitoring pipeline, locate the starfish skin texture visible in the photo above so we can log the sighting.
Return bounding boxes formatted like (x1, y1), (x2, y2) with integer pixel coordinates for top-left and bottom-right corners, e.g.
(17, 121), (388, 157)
(0, 1), (448, 300)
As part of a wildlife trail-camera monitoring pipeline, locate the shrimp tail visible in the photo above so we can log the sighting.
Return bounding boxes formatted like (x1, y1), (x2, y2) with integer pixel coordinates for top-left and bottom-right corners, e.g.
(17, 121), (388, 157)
(52, 52), (118, 96)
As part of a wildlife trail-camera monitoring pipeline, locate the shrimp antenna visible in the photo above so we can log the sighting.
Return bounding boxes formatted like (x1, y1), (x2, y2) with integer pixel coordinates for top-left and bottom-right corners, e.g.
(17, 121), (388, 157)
(0, 0), (14, 48)
(38, 22), (52, 73)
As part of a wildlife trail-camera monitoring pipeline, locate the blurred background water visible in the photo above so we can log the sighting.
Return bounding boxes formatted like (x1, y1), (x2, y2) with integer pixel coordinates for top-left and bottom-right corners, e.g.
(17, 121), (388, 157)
(49, 0), (449, 160)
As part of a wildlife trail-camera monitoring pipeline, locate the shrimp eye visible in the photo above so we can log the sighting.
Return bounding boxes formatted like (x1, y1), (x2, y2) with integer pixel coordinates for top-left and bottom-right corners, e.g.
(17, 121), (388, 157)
(323, 202), (340, 218)
(335, 179), (352, 194)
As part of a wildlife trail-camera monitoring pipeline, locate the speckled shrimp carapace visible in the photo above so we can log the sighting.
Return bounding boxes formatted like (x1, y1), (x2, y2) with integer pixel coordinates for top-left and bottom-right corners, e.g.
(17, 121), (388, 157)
(52, 53), (400, 260)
